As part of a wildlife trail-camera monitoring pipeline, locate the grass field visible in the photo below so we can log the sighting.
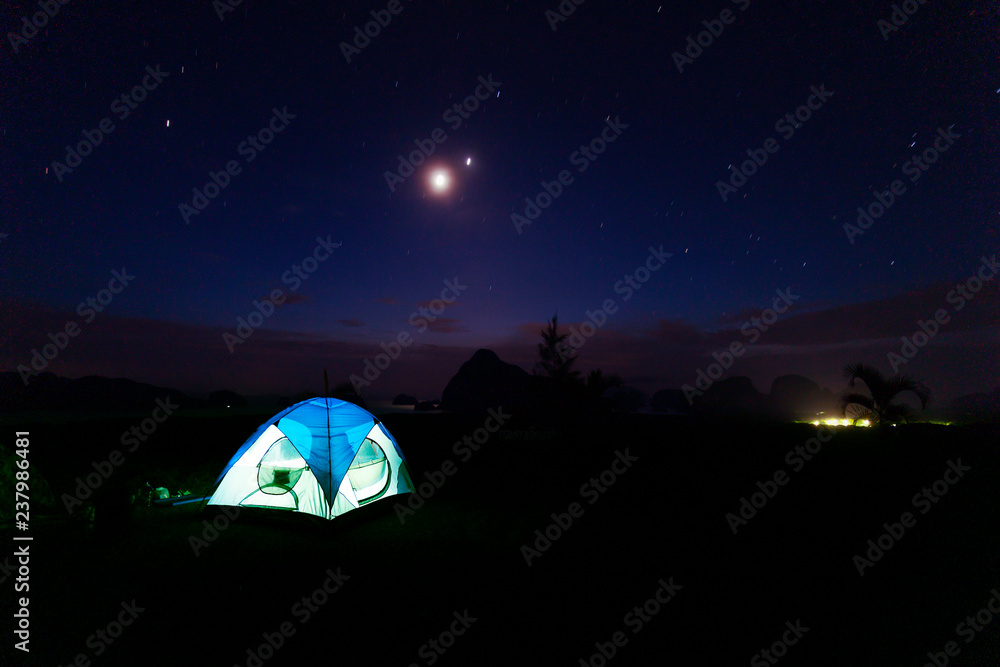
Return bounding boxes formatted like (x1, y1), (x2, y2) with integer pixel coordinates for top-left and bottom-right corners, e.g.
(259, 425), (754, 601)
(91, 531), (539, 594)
(2, 411), (999, 666)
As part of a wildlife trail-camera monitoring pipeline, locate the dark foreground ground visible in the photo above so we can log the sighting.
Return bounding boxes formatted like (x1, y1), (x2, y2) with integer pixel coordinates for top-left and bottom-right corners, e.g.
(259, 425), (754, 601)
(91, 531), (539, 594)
(1, 410), (999, 666)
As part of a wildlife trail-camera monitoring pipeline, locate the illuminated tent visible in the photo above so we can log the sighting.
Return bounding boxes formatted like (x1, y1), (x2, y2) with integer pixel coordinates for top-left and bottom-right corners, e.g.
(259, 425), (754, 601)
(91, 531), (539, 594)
(207, 397), (413, 520)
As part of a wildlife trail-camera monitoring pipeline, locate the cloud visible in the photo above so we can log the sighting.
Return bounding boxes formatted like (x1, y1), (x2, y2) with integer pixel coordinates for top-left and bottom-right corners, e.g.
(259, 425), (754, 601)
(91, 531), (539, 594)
(514, 321), (546, 339)
(498, 277), (999, 403)
(2, 273), (996, 406)
(750, 278), (999, 347)
(646, 319), (705, 347)
(415, 298), (460, 310)
(424, 317), (465, 333)
(273, 292), (309, 306)
(0, 297), (473, 399)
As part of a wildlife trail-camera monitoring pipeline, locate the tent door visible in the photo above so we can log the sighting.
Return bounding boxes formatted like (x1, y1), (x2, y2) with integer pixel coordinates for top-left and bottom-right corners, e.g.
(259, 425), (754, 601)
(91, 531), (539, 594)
(256, 437), (308, 497)
(347, 438), (391, 505)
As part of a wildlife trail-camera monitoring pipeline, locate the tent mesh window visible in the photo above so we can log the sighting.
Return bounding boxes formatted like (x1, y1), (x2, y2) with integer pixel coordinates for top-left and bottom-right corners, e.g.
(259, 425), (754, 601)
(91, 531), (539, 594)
(257, 437), (306, 495)
(348, 438), (391, 504)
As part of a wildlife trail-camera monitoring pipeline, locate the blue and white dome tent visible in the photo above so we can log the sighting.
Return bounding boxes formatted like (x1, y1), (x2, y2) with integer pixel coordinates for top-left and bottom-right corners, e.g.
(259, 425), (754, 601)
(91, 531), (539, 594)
(208, 397), (414, 519)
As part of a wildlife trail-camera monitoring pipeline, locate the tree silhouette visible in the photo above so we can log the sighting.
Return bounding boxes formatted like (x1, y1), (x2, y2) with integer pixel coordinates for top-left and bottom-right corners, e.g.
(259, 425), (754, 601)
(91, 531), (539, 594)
(535, 314), (581, 385)
(839, 362), (930, 425)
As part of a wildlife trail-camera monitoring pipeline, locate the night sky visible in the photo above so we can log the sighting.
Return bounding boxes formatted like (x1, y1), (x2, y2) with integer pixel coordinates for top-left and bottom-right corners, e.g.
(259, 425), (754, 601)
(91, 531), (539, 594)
(3, 0), (998, 404)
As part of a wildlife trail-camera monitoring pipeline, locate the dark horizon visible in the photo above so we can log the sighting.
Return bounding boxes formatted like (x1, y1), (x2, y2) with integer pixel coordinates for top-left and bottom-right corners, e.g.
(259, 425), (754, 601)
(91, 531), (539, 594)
(5, 290), (998, 407)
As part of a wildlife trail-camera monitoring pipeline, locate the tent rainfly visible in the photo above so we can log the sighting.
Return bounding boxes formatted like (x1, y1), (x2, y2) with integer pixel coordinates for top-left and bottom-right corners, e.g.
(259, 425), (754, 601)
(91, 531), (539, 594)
(208, 397), (413, 520)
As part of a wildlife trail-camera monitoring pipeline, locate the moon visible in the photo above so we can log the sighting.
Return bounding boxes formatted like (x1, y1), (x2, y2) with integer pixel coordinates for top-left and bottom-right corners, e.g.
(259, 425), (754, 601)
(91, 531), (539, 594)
(431, 170), (450, 191)
(427, 166), (453, 196)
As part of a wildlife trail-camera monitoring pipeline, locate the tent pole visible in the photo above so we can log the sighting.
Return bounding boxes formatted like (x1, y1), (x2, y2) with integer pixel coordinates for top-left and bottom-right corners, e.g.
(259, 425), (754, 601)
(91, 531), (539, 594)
(326, 396), (332, 516)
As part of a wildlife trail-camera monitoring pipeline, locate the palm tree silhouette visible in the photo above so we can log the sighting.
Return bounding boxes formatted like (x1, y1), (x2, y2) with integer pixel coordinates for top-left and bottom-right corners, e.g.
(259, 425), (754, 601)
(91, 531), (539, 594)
(839, 362), (930, 425)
